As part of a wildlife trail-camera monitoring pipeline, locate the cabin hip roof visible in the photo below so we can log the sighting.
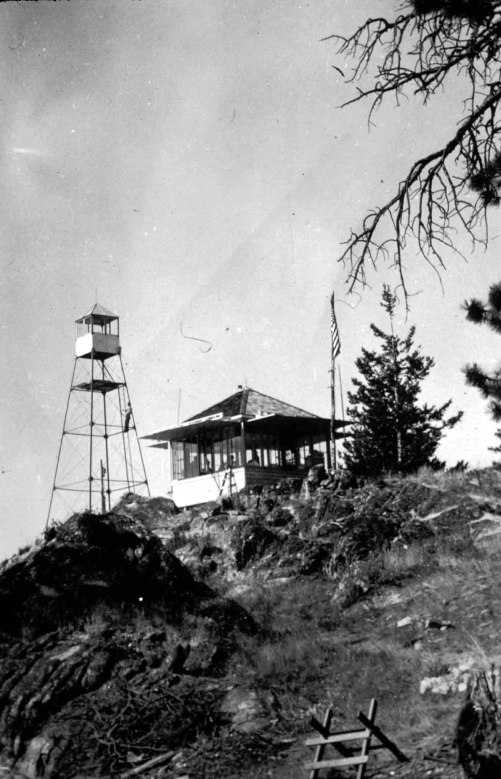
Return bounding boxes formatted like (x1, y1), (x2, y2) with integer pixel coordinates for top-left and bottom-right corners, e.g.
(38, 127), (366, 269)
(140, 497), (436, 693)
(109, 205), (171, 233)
(183, 387), (321, 424)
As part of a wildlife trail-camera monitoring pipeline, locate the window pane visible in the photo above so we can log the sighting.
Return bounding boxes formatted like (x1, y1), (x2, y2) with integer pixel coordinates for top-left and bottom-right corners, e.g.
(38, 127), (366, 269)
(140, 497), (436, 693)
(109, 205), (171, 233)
(246, 433), (261, 465)
(172, 441), (184, 480)
(184, 441), (199, 478)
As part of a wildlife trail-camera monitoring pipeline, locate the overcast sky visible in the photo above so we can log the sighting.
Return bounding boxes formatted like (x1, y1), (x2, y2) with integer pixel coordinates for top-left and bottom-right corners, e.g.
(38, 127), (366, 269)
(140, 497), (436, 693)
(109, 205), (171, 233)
(2, 0), (501, 558)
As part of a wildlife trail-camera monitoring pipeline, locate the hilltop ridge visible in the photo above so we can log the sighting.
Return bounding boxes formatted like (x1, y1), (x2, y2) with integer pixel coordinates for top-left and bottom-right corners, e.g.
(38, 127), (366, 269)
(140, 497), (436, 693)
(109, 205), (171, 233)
(2, 468), (501, 777)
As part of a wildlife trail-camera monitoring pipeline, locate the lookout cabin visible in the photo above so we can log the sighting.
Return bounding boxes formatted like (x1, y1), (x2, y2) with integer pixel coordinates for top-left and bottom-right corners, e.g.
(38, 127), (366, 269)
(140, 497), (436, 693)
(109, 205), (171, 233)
(143, 386), (347, 507)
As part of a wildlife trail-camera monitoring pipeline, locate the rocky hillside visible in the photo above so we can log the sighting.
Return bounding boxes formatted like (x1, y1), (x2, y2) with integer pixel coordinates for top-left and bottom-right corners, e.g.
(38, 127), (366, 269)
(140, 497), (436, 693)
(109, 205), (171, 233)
(2, 467), (501, 777)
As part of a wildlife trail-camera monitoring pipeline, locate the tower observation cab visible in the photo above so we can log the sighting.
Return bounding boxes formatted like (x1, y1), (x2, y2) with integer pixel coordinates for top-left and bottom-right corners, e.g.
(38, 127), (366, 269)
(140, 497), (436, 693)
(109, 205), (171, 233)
(75, 305), (120, 360)
(47, 303), (150, 524)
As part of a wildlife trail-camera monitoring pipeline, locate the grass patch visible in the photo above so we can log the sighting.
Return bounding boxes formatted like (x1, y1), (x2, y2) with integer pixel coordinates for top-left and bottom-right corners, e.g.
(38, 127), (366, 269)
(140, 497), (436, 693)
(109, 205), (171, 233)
(229, 559), (477, 768)
(237, 633), (328, 693)
(413, 466), (470, 491)
(230, 580), (340, 716)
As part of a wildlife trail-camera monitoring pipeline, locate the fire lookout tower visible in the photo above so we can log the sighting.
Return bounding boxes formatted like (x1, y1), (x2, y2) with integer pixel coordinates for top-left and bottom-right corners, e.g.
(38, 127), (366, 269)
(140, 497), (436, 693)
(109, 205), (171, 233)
(47, 303), (150, 524)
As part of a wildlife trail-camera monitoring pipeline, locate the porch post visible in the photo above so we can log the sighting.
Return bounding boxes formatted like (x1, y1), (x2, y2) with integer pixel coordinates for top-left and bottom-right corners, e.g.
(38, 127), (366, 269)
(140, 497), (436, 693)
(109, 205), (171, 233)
(309, 435), (314, 465)
(168, 442), (174, 484)
(326, 430), (332, 470)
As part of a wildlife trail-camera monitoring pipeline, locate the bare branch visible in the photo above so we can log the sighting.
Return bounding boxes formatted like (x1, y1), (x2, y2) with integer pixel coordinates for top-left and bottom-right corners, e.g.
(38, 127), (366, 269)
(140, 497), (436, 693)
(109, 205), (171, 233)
(333, 2), (501, 291)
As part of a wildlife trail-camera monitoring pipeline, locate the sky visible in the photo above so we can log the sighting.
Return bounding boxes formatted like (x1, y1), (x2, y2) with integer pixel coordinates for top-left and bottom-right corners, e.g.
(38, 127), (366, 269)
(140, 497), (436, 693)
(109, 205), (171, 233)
(2, 0), (501, 558)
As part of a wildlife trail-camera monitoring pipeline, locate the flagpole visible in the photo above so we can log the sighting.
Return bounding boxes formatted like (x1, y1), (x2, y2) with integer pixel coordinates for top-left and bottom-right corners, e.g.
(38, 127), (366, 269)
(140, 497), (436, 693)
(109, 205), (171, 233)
(338, 364), (345, 425)
(330, 292), (340, 471)
(330, 357), (337, 470)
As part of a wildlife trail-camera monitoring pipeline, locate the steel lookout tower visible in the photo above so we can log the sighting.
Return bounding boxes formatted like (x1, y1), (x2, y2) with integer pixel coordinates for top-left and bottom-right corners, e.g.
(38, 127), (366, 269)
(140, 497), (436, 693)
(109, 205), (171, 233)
(47, 303), (150, 524)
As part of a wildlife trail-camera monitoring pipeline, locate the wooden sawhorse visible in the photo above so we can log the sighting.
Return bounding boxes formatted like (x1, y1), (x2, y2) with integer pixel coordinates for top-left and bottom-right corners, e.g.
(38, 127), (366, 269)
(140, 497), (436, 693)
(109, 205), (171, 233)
(304, 699), (409, 778)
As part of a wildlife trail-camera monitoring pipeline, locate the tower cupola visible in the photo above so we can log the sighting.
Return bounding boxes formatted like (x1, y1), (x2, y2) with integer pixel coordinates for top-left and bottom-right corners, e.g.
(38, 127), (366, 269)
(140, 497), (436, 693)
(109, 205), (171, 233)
(75, 303), (120, 360)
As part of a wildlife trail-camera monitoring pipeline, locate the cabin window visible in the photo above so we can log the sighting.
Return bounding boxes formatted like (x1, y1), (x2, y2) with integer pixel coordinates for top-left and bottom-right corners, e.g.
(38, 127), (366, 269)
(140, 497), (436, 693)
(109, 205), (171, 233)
(227, 434), (242, 468)
(297, 437), (328, 468)
(245, 432), (280, 467)
(76, 318), (118, 338)
(262, 433), (280, 466)
(245, 433), (262, 466)
(198, 436), (213, 474)
(172, 441), (185, 480)
(172, 440), (201, 479)
(283, 448), (297, 468)
(297, 438), (309, 466)
(184, 441), (200, 478)
(314, 440), (328, 467)
(212, 438), (224, 471)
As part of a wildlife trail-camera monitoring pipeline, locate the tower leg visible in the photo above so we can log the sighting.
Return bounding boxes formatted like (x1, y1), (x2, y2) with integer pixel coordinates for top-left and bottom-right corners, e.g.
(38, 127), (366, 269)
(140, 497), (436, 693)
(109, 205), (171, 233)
(89, 351), (95, 511)
(46, 359), (78, 529)
(102, 378), (111, 512)
(119, 354), (150, 498)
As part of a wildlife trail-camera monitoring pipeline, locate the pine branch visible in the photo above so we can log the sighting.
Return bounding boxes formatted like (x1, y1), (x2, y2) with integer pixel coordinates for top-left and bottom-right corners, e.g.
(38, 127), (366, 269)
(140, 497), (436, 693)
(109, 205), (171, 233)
(490, 400), (501, 421)
(464, 298), (487, 323)
(464, 363), (490, 394)
(488, 282), (501, 312)
(331, 4), (501, 292)
(339, 86), (501, 291)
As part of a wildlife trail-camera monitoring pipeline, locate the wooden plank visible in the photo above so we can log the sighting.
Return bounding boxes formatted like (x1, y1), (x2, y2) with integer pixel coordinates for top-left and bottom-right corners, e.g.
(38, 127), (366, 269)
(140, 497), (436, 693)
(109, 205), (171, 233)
(304, 755), (369, 770)
(320, 741), (354, 757)
(357, 710), (409, 763)
(309, 707), (333, 779)
(305, 729), (370, 746)
(357, 698), (377, 779)
(308, 716), (354, 757)
(309, 711), (354, 756)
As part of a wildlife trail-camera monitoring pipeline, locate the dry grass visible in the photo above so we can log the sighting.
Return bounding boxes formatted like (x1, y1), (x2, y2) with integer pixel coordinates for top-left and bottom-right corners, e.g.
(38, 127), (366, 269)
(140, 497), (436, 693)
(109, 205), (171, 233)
(412, 464), (501, 498)
(412, 465), (470, 490)
(229, 527), (501, 777)
(233, 582), (464, 773)
(238, 634), (329, 694)
(381, 537), (474, 577)
(232, 577), (440, 741)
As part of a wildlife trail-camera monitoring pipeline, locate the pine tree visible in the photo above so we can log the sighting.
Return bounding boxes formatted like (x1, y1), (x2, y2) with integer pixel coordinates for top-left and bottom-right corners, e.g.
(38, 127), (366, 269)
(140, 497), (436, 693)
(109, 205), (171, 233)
(464, 282), (501, 426)
(344, 287), (463, 477)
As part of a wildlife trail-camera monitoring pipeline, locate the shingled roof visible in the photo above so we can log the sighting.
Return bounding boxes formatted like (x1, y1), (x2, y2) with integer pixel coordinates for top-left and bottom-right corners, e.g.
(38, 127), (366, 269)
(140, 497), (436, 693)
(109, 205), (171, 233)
(183, 387), (321, 422)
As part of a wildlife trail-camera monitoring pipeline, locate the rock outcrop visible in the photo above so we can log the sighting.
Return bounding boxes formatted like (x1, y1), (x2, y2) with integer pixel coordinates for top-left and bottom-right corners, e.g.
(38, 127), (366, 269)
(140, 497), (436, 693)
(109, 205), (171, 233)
(0, 510), (256, 778)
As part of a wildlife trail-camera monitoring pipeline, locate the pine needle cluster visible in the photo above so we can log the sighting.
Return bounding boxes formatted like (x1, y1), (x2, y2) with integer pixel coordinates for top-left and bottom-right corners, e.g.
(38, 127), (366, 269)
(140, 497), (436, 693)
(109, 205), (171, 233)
(469, 151), (501, 207)
(464, 283), (501, 423)
(412, 0), (496, 23)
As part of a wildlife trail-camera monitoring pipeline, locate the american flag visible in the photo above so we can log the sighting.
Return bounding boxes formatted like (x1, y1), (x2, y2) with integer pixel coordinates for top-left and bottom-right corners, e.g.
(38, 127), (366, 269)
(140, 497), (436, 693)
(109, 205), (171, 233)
(330, 293), (341, 360)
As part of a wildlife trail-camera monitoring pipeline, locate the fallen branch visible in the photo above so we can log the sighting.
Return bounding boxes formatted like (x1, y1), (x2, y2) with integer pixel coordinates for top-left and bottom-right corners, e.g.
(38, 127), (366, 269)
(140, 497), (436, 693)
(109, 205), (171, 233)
(424, 753), (458, 766)
(120, 750), (175, 777)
